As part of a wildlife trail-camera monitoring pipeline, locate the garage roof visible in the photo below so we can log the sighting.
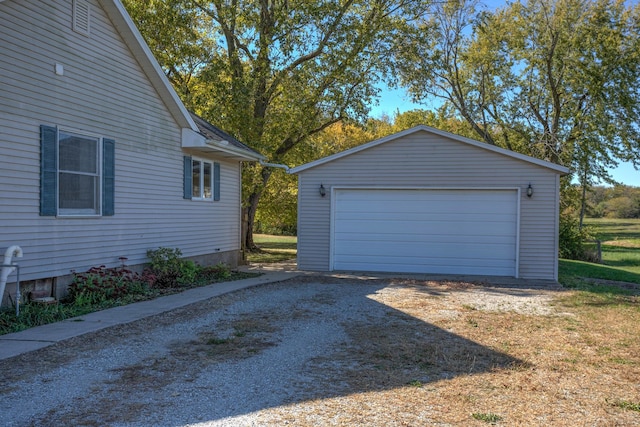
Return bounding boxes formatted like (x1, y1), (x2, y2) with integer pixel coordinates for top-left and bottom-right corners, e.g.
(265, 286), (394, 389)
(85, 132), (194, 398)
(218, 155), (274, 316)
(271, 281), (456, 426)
(289, 125), (571, 175)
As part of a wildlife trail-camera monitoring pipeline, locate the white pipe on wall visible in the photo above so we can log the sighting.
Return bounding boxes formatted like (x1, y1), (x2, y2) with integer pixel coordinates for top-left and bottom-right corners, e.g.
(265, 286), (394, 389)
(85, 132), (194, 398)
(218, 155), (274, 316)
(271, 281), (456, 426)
(0, 246), (23, 304)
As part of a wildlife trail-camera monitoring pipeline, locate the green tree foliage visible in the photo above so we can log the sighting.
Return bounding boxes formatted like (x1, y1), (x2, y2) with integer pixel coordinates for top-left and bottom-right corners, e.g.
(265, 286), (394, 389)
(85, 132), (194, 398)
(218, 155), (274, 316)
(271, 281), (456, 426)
(123, 0), (430, 248)
(396, 0), (640, 189)
(390, 108), (478, 138)
(558, 212), (594, 260)
(584, 185), (640, 218)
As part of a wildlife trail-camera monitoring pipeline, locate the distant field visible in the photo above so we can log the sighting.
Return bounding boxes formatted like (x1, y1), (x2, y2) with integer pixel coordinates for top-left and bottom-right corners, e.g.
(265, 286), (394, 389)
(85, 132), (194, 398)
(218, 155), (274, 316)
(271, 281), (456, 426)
(583, 218), (640, 275)
(584, 218), (640, 246)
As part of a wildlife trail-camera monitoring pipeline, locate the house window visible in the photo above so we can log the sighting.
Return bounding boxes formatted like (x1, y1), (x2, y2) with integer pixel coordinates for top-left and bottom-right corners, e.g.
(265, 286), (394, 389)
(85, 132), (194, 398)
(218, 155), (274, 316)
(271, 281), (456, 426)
(59, 131), (101, 215)
(40, 125), (115, 217)
(192, 159), (213, 200)
(183, 156), (220, 201)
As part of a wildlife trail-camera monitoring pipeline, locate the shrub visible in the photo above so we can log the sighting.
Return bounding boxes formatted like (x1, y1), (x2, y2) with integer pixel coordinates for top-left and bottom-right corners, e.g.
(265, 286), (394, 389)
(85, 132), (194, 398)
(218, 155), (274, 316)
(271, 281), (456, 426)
(176, 260), (199, 285)
(146, 247), (184, 287)
(67, 265), (150, 306)
(559, 213), (593, 261)
(200, 262), (232, 281)
(146, 247), (204, 288)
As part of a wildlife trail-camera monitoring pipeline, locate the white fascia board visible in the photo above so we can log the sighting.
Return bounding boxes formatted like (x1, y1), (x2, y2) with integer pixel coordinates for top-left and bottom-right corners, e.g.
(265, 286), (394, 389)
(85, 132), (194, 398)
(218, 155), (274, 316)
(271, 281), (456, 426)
(290, 125), (571, 175)
(204, 140), (266, 161)
(99, 0), (198, 132)
(182, 128), (207, 147)
(182, 129), (264, 161)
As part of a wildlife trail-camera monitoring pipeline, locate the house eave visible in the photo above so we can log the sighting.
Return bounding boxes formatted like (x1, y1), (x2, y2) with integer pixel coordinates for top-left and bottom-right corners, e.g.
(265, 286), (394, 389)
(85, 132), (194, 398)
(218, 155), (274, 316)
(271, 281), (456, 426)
(202, 140), (265, 161)
(181, 129), (264, 161)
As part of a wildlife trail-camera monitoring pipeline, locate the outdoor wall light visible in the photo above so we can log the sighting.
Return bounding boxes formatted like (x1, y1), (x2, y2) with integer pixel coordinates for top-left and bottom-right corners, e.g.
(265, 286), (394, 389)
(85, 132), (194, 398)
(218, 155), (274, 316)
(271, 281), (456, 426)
(527, 183), (533, 198)
(319, 184), (326, 197)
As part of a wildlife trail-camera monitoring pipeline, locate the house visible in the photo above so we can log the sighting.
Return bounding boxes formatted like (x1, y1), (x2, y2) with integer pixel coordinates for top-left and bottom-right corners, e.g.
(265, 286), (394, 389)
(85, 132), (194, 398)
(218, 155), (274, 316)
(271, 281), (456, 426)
(0, 0), (263, 305)
(290, 126), (570, 281)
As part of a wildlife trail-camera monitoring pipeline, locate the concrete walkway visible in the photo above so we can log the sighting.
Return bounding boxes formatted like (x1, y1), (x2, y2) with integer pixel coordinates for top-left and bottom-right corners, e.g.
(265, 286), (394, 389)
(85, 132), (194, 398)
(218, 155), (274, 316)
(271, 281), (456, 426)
(0, 263), (301, 361)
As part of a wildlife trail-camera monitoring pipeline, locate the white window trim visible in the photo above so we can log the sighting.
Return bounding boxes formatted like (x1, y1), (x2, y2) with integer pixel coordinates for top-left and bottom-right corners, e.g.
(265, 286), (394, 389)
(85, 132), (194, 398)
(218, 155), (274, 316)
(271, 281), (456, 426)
(57, 127), (103, 217)
(191, 157), (214, 201)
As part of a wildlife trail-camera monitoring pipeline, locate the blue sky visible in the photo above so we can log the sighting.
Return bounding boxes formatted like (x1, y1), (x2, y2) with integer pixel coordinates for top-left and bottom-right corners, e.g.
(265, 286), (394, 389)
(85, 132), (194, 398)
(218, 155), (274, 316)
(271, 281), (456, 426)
(371, 84), (640, 188)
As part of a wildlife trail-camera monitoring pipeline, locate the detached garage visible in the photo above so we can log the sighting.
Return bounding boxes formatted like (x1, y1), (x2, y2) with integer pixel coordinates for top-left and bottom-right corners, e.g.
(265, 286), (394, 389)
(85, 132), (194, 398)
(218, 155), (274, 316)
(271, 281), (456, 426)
(290, 126), (570, 280)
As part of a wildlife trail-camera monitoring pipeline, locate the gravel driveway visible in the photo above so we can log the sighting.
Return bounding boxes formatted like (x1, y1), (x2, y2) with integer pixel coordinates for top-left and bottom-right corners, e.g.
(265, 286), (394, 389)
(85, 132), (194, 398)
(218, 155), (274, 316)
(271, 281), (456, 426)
(0, 275), (560, 427)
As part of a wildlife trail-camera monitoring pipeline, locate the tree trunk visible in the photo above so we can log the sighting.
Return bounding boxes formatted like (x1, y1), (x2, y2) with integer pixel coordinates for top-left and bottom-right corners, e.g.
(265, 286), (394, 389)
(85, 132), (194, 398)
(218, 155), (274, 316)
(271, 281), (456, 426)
(242, 166), (273, 252)
(243, 191), (261, 251)
(579, 166), (588, 229)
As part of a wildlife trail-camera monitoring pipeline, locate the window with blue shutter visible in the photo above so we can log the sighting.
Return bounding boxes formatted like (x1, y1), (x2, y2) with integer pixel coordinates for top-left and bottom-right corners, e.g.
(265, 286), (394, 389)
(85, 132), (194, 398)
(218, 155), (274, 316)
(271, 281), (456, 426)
(214, 162), (220, 201)
(40, 125), (58, 216)
(40, 125), (115, 217)
(102, 139), (115, 216)
(187, 157), (219, 201)
(183, 156), (193, 199)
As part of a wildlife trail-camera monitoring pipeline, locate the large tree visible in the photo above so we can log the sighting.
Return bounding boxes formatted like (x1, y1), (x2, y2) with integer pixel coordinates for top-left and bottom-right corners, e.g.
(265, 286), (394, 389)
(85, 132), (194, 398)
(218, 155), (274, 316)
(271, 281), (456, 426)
(124, 0), (428, 249)
(396, 0), (640, 203)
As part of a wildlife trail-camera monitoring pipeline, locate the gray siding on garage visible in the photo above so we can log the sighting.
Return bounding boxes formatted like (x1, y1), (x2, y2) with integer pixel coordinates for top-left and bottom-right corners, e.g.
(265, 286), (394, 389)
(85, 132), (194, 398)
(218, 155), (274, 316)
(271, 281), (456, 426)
(295, 130), (563, 280)
(0, 0), (243, 283)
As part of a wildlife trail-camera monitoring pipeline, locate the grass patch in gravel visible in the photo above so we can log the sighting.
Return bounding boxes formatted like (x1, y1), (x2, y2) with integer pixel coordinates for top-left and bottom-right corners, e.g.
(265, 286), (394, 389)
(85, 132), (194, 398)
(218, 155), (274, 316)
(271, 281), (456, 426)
(611, 399), (640, 412)
(472, 412), (503, 423)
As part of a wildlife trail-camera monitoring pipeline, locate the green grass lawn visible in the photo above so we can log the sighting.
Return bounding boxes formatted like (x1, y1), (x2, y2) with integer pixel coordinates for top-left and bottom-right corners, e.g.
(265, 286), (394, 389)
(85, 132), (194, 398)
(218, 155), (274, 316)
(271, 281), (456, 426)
(246, 234), (297, 263)
(559, 259), (640, 285)
(583, 218), (640, 275)
(560, 218), (640, 290)
(584, 217), (640, 243)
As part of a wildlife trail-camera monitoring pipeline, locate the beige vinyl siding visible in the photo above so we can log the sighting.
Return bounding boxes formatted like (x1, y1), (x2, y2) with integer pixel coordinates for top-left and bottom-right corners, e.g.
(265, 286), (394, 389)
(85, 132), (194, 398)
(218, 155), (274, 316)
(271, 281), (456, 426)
(296, 131), (562, 280)
(0, 0), (242, 281)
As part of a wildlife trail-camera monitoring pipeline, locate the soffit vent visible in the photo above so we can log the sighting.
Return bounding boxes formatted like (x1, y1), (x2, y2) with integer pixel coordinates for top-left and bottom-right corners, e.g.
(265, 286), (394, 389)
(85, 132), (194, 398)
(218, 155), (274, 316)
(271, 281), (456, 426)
(73, 0), (91, 36)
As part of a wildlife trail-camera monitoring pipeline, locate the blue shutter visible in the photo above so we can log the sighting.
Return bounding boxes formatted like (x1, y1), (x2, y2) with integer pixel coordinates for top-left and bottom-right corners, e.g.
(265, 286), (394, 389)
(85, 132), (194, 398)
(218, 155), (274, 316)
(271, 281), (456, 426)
(183, 156), (192, 199)
(40, 125), (57, 216)
(214, 162), (220, 201)
(102, 139), (115, 216)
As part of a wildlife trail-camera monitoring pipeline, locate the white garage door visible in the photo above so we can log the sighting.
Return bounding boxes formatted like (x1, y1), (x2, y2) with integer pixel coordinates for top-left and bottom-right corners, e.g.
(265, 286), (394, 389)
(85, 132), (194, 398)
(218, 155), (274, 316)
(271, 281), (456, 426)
(332, 189), (519, 276)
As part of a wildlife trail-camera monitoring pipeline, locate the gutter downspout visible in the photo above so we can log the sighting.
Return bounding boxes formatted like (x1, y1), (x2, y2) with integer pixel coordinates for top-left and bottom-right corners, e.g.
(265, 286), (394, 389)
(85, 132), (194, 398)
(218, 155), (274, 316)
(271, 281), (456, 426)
(1, 246), (23, 312)
(259, 160), (290, 172)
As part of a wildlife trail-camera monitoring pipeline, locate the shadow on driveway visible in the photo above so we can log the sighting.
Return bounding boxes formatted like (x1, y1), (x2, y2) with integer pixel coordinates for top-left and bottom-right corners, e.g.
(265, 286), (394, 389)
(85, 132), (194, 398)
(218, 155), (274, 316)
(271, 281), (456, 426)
(2, 276), (531, 426)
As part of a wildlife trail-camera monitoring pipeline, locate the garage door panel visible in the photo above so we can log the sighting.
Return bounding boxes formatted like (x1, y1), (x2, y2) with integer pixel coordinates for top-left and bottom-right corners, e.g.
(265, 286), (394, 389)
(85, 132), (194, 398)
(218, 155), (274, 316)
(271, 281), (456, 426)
(334, 241), (516, 259)
(337, 189), (512, 203)
(337, 200), (516, 216)
(334, 232), (516, 245)
(336, 252), (517, 266)
(336, 211), (517, 223)
(334, 259), (515, 276)
(335, 220), (516, 237)
(340, 258), (509, 275)
(333, 189), (518, 276)
(337, 190), (516, 213)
